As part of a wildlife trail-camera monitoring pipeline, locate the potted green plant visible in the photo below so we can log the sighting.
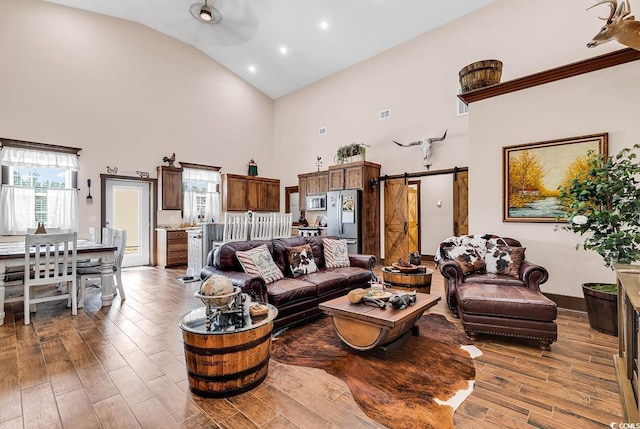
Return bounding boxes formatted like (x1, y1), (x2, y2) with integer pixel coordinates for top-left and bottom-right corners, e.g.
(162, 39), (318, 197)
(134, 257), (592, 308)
(558, 143), (640, 335)
(335, 143), (366, 164)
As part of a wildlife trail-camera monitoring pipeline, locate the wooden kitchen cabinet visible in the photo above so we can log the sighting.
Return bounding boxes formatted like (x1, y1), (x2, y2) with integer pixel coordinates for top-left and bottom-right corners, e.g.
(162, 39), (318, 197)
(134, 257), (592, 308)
(222, 173), (280, 212)
(223, 174), (248, 211)
(298, 176), (307, 210)
(306, 172), (328, 195)
(157, 166), (183, 210)
(247, 177), (280, 212)
(157, 229), (188, 267)
(328, 162), (369, 190)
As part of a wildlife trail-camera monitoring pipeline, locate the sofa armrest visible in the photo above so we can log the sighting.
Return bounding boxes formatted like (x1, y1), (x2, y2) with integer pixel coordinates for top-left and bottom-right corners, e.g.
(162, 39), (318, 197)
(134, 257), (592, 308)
(201, 268), (268, 303)
(349, 254), (377, 270)
(519, 260), (549, 291)
(439, 260), (464, 282)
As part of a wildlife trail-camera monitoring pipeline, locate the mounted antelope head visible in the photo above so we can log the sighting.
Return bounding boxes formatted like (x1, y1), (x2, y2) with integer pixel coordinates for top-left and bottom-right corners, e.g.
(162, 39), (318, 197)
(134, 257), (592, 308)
(393, 130), (447, 169)
(587, 0), (640, 50)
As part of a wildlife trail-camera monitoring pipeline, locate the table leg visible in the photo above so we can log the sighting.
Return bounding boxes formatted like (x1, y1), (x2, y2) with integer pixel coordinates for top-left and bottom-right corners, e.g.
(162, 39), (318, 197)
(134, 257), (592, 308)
(100, 251), (115, 306)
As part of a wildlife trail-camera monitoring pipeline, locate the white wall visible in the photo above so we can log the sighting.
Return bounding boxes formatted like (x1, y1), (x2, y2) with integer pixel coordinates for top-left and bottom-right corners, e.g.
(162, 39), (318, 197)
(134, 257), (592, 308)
(272, 0), (622, 257)
(0, 0), (274, 237)
(469, 61), (640, 296)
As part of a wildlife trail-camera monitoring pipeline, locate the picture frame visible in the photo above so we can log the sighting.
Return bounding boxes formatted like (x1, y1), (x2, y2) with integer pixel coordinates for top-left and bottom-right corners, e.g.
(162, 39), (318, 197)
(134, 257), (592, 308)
(503, 133), (608, 222)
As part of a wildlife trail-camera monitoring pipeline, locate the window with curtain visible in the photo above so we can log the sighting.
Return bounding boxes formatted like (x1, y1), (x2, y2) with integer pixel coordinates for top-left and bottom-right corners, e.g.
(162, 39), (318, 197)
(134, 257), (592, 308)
(0, 139), (80, 235)
(181, 162), (221, 225)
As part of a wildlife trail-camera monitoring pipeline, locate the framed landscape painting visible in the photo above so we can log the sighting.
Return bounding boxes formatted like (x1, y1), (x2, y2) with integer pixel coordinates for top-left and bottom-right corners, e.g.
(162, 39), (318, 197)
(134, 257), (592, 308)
(503, 133), (608, 222)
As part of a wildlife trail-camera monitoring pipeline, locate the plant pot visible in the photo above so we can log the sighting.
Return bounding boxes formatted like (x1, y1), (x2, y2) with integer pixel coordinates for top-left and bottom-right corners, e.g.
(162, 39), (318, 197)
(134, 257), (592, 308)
(582, 283), (618, 336)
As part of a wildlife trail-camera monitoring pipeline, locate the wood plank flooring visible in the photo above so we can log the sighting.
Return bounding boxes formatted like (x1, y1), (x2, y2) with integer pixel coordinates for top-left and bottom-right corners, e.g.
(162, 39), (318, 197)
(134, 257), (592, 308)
(0, 264), (623, 428)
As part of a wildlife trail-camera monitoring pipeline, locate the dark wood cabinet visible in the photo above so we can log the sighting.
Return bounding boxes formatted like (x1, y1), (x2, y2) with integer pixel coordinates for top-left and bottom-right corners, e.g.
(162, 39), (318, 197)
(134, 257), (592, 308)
(248, 178), (280, 212)
(223, 173), (280, 212)
(157, 229), (188, 267)
(298, 176), (307, 210)
(328, 164), (367, 190)
(306, 172), (328, 195)
(614, 265), (640, 422)
(223, 174), (248, 211)
(158, 166), (183, 210)
(328, 169), (344, 191)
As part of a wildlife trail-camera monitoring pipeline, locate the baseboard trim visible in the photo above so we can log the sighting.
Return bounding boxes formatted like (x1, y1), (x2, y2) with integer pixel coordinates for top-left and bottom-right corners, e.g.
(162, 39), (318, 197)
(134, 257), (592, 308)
(543, 292), (586, 312)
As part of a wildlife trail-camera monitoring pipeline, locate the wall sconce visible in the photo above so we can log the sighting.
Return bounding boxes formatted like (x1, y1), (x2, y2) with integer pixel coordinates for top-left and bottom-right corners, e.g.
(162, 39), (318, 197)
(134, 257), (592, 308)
(436, 200), (442, 208)
(369, 177), (378, 189)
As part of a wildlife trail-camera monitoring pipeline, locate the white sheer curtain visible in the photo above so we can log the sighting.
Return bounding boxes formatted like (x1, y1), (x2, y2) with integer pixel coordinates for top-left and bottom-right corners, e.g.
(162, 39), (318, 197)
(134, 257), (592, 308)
(0, 147), (79, 170)
(0, 146), (79, 234)
(0, 186), (36, 234)
(183, 191), (199, 225)
(47, 188), (78, 232)
(182, 168), (221, 223)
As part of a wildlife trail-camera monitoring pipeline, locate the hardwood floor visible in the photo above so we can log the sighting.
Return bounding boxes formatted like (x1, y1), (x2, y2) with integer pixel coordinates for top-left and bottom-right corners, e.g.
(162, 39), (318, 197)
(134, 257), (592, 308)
(0, 264), (623, 428)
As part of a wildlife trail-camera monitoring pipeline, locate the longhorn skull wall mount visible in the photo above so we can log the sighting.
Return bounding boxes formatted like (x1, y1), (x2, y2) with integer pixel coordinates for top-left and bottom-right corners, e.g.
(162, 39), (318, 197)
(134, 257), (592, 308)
(393, 130), (447, 169)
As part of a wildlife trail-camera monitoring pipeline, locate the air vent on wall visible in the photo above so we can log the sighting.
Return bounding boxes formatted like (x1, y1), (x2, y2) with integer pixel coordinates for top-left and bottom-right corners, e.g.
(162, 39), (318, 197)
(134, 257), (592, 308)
(379, 109), (391, 120)
(318, 127), (327, 136)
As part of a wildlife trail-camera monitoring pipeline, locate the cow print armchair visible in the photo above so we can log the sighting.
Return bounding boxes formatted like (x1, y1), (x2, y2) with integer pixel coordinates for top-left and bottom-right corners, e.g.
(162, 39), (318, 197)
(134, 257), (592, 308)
(435, 234), (549, 316)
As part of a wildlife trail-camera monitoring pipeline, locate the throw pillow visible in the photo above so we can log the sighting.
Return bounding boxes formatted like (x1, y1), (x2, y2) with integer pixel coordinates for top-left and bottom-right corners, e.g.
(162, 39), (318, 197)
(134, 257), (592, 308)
(323, 238), (350, 268)
(436, 235), (487, 275)
(235, 244), (284, 284)
(285, 244), (318, 278)
(484, 245), (526, 277)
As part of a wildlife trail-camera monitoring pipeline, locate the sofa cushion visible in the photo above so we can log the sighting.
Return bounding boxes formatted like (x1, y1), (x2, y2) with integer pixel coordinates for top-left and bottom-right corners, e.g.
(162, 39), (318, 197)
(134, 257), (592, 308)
(323, 238), (350, 268)
(300, 270), (349, 296)
(236, 244), (284, 284)
(267, 277), (317, 307)
(326, 266), (372, 286)
(456, 283), (557, 322)
(286, 244), (318, 278)
(465, 272), (524, 287)
(485, 245), (525, 277)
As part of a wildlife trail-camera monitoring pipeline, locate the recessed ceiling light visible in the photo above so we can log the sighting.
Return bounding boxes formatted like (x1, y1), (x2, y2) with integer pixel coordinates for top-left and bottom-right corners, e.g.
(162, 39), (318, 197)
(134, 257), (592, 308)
(279, 46), (288, 54)
(248, 65), (256, 73)
(320, 20), (329, 30)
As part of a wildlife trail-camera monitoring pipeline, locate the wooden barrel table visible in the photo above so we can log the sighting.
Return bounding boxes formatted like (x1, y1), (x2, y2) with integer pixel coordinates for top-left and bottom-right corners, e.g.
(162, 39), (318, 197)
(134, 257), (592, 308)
(382, 266), (433, 293)
(179, 305), (278, 398)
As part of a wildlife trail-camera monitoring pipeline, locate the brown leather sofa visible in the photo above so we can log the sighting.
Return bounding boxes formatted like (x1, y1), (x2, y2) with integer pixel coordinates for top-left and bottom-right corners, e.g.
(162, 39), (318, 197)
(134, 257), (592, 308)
(436, 235), (557, 350)
(201, 236), (376, 330)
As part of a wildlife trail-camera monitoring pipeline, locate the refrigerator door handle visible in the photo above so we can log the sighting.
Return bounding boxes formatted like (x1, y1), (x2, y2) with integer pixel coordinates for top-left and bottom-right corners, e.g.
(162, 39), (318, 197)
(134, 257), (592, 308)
(339, 194), (344, 235)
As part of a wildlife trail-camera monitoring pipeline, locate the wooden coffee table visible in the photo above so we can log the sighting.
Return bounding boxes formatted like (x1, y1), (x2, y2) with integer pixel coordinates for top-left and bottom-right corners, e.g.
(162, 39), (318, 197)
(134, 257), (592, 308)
(319, 291), (441, 359)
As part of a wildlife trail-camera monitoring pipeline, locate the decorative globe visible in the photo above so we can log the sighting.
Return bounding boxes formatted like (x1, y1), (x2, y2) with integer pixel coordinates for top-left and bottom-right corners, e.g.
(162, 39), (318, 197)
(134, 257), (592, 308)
(196, 275), (237, 308)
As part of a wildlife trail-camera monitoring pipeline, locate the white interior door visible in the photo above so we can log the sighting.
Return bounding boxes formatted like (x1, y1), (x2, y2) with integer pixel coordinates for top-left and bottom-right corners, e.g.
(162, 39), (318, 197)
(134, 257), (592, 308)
(105, 179), (150, 267)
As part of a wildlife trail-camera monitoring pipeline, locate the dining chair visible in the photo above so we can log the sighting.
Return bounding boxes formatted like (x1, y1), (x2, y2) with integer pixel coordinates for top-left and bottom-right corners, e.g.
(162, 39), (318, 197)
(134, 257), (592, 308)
(76, 228), (126, 308)
(222, 213), (250, 243)
(272, 213), (293, 238)
(250, 213), (274, 240)
(24, 232), (77, 325)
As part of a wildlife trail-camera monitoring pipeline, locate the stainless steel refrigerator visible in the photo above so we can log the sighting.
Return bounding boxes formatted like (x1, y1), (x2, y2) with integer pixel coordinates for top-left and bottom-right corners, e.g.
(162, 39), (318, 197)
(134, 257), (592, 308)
(326, 189), (362, 254)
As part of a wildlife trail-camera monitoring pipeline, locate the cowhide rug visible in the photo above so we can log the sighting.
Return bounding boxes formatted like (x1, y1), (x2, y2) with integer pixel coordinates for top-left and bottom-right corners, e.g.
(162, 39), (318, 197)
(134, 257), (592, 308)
(270, 313), (479, 429)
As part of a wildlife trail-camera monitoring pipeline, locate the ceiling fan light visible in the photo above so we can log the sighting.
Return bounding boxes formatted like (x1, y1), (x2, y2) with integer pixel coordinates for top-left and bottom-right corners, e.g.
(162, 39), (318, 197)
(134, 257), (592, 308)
(200, 5), (212, 21)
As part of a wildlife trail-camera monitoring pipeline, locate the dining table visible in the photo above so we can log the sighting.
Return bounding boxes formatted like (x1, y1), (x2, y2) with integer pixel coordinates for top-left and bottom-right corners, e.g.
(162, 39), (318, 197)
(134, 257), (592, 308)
(0, 239), (117, 326)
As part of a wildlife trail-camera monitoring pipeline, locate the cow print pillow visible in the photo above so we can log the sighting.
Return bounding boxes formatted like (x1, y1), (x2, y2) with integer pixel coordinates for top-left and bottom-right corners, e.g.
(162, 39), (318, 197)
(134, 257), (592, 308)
(286, 244), (318, 278)
(484, 245), (525, 277)
(437, 235), (487, 275)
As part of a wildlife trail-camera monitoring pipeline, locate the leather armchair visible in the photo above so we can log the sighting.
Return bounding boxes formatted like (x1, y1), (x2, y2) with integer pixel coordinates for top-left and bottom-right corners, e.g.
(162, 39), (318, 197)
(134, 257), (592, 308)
(437, 236), (549, 316)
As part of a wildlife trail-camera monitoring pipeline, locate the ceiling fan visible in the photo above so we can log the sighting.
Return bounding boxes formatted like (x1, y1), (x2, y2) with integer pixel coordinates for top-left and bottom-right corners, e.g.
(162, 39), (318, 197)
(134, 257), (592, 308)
(186, 0), (259, 46)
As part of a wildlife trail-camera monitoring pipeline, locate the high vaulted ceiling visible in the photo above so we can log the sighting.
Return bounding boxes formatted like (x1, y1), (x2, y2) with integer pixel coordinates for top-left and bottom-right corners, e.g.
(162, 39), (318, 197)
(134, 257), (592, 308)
(42, 0), (495, 99)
